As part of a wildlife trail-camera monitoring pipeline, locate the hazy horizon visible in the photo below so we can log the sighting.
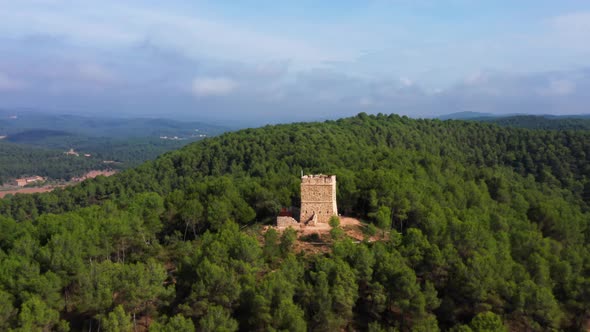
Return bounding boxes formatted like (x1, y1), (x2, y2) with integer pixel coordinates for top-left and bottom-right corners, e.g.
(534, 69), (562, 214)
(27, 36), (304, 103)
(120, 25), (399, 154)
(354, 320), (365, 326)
(1, 1), (590, 125)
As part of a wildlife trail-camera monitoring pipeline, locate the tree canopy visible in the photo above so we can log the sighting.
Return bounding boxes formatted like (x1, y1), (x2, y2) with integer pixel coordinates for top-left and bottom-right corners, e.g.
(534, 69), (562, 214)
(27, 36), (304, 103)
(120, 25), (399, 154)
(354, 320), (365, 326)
(0, 113), (589, 331)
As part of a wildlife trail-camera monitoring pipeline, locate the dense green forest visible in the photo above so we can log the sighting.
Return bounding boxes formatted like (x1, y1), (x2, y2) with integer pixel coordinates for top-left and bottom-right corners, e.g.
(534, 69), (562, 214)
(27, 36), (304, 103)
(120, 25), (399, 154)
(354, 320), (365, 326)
(0, 130), (203, 184)
(0, 141), (109, 184)
(0, 110), (227, 182)
(1, 113), (589, 331)
(4, 131), (194, 168)
(0, 137), (187, 185)
(476, 115), (590, 131)
(439, 112), (590, 131)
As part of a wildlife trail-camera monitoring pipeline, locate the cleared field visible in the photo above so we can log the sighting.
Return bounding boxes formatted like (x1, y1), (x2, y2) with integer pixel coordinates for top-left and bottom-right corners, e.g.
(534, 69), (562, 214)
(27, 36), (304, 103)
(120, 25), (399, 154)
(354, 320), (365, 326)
(0, 170), (117, 198)
(0, 186), (57, 198)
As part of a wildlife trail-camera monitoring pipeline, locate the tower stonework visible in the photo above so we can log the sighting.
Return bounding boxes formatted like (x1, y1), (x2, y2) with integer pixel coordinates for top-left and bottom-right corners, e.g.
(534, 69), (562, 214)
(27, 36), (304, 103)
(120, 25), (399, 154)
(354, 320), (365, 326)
(300, 174), (338, 224)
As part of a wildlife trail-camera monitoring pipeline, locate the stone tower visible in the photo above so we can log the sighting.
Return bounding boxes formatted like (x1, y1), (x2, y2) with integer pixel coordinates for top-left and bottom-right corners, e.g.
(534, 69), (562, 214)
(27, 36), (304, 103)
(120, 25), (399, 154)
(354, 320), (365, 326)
(300, 174), (338, 223)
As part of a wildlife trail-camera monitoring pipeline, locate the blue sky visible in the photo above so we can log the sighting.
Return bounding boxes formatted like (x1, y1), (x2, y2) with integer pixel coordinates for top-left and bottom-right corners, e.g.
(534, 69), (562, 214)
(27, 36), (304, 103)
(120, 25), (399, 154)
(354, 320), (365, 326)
(1, 1), (590, 124)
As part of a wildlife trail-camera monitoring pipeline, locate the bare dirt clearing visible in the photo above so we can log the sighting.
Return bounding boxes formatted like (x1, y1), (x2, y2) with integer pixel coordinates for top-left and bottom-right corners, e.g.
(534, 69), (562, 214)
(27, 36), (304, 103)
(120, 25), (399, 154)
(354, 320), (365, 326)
(267, 216), (381, 255)
(0, 186), (57, 198)
(0, 170), (117, 198)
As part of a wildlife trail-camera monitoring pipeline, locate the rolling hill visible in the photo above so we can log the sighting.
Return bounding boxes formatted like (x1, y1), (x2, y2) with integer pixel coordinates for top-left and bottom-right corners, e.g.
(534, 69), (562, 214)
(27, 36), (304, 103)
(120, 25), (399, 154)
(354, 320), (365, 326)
(0, 113), (589, 331)
(0, 110), (230, 181)
(0, 109), (228, 138)
(0, 140), (108, 184)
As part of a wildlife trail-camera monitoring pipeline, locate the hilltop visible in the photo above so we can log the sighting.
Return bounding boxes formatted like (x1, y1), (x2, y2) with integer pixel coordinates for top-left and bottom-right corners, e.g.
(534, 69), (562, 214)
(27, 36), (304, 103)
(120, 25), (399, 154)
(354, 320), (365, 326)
(0, 113), (589, 331)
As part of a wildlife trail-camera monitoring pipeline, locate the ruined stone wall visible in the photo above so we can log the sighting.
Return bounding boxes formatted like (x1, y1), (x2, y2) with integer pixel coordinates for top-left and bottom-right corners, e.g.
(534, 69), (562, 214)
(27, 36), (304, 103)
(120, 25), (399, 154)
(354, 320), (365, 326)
(276, 216), (299, 228)
(300, 175), (338, 223)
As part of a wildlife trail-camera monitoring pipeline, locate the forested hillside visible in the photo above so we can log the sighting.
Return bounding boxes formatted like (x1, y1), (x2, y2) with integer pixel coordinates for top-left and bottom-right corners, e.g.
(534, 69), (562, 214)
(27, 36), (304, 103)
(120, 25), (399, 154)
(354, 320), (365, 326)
(0, 110), (228, 181)
(472, 115), (590, 131)
(0, 141), (108, 184)
(0, 130), (202, 183)
(5, 132), (193, 168)
(0, 113), (589, 331)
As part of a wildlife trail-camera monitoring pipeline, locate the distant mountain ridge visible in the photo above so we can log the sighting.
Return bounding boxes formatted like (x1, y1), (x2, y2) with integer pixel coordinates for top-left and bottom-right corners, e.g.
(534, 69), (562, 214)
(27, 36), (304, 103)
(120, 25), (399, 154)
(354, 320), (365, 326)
(436, 111), (501, 120)
(0, 109), (229, 138)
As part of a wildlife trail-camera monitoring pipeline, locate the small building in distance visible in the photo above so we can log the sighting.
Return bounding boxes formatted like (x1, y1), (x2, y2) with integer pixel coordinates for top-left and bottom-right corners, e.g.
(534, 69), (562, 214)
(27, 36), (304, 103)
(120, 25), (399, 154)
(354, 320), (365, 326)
(65, 148), (79, 157)
(13, 176), (45, 187)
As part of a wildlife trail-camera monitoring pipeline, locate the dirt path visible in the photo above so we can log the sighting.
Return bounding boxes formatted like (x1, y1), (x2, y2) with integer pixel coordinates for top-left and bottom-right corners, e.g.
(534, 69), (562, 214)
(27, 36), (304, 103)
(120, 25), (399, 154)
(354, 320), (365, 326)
(71, 170), (117, 181)
(0, 186), (59, 198)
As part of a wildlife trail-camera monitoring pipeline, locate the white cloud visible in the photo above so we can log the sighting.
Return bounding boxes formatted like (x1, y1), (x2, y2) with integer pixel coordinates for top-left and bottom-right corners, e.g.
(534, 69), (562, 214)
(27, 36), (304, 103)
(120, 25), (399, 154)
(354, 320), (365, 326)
(0, 72), (26, 91)
(77, 64), (117, 84)
(539, 79), (575, 96)
(543, 11), (590, 53)
(192, 77), (237, 97)
(137, 9), (341, 65)
(464, 71), (487, 85)
(359, 97), (376, 108)
(399, 77), (414, 87)
(0, 2), (352, 67)
(551, 12), (590, 33)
